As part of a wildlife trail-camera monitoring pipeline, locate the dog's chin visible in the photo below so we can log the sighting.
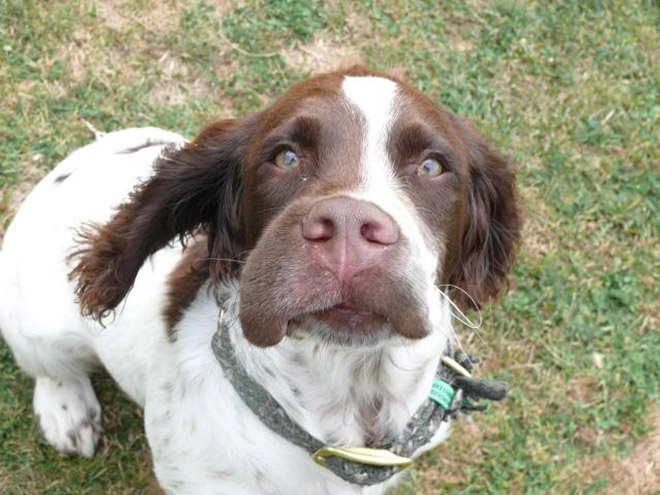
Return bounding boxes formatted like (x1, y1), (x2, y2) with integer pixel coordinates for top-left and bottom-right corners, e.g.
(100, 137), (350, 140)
(286, 308), (394, 347)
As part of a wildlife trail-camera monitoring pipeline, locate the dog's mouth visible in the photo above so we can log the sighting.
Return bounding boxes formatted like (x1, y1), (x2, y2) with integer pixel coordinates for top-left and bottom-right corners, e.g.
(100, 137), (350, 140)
(310, 303), (387, 335)
(239, 268), (432, 347)
(284, 302), (392, 346)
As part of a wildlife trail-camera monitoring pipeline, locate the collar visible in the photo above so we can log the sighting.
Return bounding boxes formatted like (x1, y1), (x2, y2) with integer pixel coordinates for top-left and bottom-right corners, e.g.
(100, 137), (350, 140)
(212, 308), (507, 487)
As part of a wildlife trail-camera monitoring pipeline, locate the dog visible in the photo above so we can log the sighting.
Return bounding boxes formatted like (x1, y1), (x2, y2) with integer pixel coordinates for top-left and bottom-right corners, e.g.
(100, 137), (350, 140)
(0, 66), (519, 494)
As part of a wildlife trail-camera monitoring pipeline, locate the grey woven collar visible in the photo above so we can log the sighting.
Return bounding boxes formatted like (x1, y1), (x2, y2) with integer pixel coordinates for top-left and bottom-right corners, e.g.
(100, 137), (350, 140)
(212, 311), (507, 486)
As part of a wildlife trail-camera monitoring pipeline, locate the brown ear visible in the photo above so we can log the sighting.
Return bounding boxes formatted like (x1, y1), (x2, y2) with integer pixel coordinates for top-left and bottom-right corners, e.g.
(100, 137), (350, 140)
(449, 120), (521, 309)
(70, 116), (259, 320)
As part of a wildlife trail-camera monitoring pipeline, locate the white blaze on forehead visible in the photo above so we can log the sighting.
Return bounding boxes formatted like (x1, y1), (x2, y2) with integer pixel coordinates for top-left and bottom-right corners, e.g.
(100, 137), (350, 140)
(341, 76), (399, 192)
(341, 75), (440, 277)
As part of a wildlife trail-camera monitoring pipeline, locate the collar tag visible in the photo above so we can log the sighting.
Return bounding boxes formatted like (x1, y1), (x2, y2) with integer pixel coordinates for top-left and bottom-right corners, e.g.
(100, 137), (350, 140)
(313, 446), (413, 469)
(429, 379), (456, 409)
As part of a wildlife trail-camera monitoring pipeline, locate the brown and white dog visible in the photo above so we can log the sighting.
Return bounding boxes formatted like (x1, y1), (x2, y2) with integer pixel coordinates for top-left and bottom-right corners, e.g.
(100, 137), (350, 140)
(0, 67), (519, 494)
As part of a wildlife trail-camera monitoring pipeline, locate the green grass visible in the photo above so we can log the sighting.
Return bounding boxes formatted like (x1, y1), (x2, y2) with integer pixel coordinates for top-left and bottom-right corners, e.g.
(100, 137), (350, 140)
(1, 0), (659, 493)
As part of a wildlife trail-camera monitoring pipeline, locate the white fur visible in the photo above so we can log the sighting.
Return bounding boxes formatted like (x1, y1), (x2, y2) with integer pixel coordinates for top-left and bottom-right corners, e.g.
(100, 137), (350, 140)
(0, 78), (455, 494)
(33, 375), (101, 457)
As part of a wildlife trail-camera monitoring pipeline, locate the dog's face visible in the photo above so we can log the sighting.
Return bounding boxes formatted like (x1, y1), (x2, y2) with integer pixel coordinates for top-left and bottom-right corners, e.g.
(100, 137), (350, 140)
(72, 67), (519, 347)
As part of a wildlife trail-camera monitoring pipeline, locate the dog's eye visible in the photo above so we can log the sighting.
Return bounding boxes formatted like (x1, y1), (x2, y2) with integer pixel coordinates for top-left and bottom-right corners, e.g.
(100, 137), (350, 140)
(274, 149), (300, 170)
(417, 158), (443, 178)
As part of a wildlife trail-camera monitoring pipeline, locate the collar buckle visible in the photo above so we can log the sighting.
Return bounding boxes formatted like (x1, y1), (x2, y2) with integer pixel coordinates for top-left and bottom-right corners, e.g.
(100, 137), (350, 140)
(313, 446), (413, 469)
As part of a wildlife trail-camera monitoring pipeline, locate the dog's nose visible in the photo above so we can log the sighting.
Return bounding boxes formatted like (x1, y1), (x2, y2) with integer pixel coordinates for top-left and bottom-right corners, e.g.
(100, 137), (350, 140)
(301, 197), (399, 281)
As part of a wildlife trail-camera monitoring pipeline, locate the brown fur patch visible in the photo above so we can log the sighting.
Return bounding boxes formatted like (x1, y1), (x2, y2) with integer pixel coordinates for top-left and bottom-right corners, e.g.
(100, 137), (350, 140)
(163, 238), (211, 341)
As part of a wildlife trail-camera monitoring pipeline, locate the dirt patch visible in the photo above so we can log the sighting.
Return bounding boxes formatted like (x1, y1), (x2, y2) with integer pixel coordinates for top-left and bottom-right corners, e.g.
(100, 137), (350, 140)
(49, 2), (235, 105)
(95, 0), (136, 33)
(98, 1), (190, 34)
(52, 27), (137, 84)
(639, 302), (658, 336)
(52, 1), (185, 84)
(282, 35), (363, 75)
(11, 80), (68, 110)
(52, 33), (198, 107)
(566, 375), (599, 403)
(582, 407), (660, 494)
(97, 0), (232, 34)
(345, 10), (373, 40)
(606, 409), (660, 495)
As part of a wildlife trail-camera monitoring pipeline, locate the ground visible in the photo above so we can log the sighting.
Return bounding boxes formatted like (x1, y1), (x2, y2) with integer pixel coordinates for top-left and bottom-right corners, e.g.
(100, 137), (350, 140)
(0, 1), (658, 494)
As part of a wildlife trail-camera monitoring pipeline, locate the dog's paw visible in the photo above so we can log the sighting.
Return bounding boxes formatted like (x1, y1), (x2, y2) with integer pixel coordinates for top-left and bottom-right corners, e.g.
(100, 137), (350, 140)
(33, 376), (102, 458)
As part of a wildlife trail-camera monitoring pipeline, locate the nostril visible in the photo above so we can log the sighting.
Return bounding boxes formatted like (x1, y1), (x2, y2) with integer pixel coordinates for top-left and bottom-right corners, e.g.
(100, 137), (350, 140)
(360, 223), (379, 243)
(360, 221), (398, 245)
(316, 219), (334, 241)
(303, 217), (334, 242)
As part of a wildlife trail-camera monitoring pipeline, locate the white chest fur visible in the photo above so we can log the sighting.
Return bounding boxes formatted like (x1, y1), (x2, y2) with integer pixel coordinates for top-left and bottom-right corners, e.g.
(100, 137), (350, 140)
(145, 285), (453, 495)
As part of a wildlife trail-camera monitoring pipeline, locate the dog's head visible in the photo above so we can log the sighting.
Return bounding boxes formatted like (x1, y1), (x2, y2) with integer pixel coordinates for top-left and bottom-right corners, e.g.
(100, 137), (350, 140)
(72, 67), (520, 347)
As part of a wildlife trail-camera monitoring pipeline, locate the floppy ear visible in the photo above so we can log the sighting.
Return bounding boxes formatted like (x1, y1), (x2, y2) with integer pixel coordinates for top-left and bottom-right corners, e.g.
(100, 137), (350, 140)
(70, 116), (259, 320)
(449, 120), (521, 309)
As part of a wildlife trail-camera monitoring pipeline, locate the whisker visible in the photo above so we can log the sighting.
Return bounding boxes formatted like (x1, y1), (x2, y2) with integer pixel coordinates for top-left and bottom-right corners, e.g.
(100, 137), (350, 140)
(436, 284), (483, 330)
(433, 285), (487, 370)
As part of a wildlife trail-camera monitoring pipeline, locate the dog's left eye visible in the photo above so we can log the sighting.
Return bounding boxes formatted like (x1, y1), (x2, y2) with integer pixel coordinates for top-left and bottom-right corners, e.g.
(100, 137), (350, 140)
(417, 158), (443, 178)
(274, 149), (300, 170)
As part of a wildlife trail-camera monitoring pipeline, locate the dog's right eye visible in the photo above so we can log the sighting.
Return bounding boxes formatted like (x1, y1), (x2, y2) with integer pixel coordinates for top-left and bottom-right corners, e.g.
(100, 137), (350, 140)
(417, 158), (444, 178)
(274, 149), (300, 170)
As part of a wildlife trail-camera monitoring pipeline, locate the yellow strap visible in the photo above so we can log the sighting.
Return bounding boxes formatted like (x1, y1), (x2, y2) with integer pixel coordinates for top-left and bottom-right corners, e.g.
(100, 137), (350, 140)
(313, 446), (413, 469)
(441, 355), (472, 378)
